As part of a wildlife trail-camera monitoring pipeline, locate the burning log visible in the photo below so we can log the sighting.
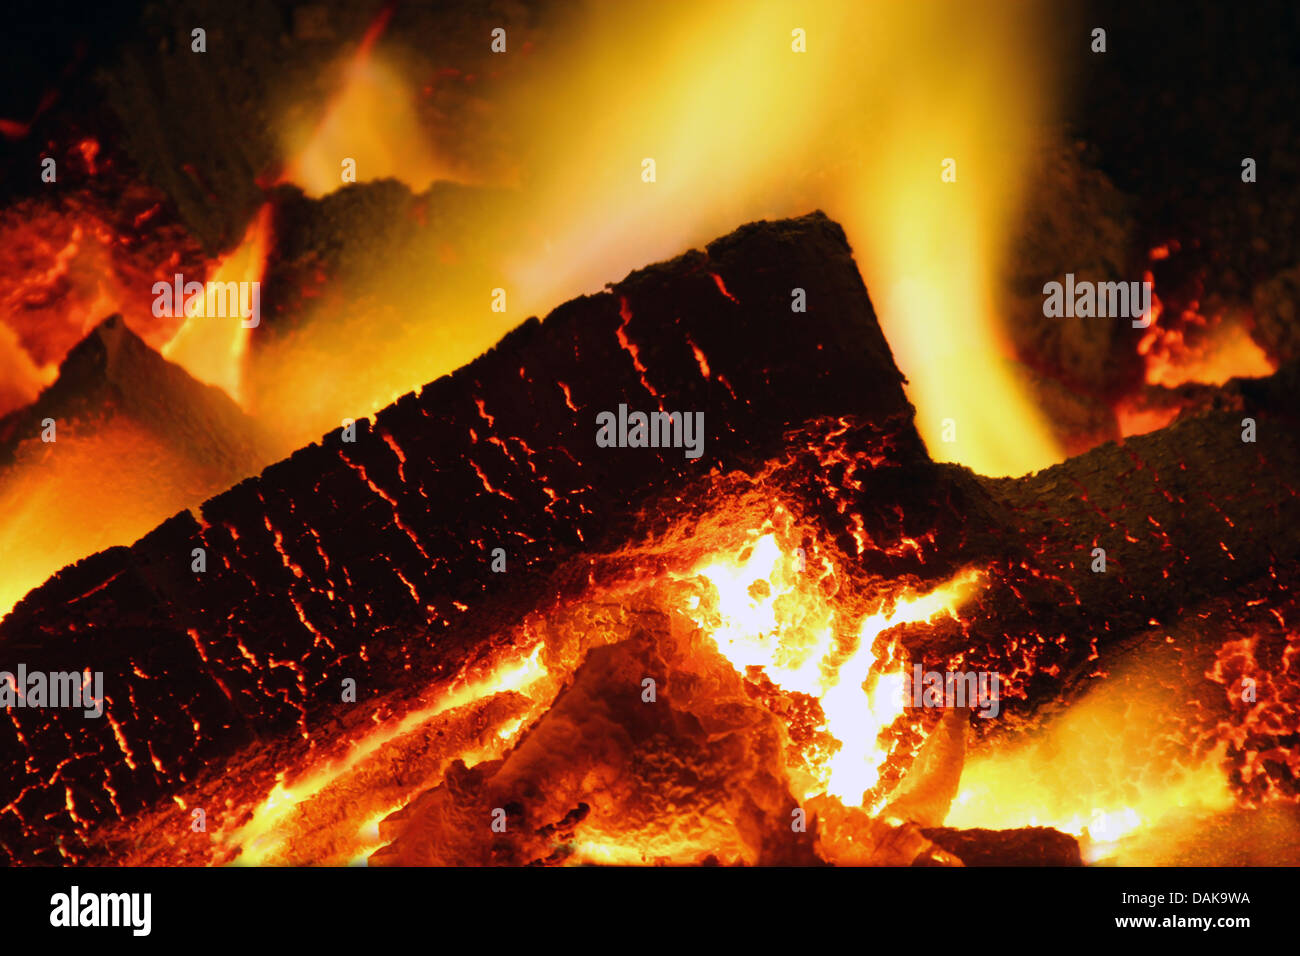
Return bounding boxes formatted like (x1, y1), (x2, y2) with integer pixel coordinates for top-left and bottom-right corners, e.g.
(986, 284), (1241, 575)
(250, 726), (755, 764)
(952, 357), (1300, 702)
(0, 211), (911, 862)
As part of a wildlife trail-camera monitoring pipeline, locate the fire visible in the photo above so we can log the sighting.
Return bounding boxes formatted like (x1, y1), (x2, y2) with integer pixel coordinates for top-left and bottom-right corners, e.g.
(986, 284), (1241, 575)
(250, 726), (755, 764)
(0, 202), (274, 621)
(224, 643), (549, 865)
(0, 320), (56, 419)
(822, 570), (983, 806)
(678, 530), (985, 811)
(110, 487), (990, 867)
(945, 649), (1236, 864)
(1115, 265), (1277, 439)
(0, 204), (174, 415)
(950, 743), (1233, 863)
(160, 203), (274, 405)
(0, 417), (245, 621)
(71, 472), (1270, 865)
(1140, 317), (1276, 390)
(0, 134), (211, 417)
(272, 6), (449, 197)
(1134, 268), (1276, 390)
(258, 0), (1062, 476)
(507, 0), (1063, 477)
(1115, 402), (1182, 440)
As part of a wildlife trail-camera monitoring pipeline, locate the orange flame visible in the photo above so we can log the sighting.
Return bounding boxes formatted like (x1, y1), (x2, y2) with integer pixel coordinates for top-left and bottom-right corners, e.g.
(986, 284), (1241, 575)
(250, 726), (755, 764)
(946, 649), (1236, 863)
(273, 6), (449, 197)
(1135, 267), (1275, 390)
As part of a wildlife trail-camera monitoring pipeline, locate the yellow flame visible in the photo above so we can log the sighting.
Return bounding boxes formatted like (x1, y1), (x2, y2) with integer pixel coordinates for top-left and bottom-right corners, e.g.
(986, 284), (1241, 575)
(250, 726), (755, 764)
(822, 568), (983, 805)
(507, 1), (1062, 475)
(347, 802), (407, 866)
(945, 656), (1236, 863)
(264, 0), (1062, 476)
(279, 58), (448, 198)
(0, 418), (231, 621)
(162, 203), (274, 405)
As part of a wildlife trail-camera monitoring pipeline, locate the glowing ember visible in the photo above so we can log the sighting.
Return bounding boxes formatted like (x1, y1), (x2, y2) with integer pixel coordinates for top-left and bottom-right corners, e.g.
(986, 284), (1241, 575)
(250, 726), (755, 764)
(152, 489), (995, 867)
(0, 202), (187, 415)
(945, 649), (1237, 864)
(1116, 402), (1182, 439)
(1134, 271), (1276, 390)
(224, 643), (548, 865)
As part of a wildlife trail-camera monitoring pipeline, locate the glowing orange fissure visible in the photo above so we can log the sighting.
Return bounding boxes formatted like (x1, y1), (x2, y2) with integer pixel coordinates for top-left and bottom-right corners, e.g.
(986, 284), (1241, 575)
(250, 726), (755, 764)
(221, 642), (549, 865)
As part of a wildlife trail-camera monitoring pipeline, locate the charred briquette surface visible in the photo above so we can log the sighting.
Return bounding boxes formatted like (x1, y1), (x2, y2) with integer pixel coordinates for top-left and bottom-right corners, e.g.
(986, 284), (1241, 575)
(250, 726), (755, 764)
(940, 361), (1300, 730)
(0, 315), (275, 473)
(0, 317), (282, 659)
(0, 212), (913, 863)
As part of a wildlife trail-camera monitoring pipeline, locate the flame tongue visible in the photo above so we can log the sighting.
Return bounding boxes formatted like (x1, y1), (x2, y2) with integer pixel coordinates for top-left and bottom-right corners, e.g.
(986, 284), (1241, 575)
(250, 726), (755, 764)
(161, 202), (274, 405)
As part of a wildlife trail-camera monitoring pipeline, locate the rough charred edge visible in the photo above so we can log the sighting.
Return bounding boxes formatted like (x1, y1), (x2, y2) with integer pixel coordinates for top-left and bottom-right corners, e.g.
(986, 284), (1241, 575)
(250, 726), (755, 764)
(4, 211), (1297, 863)
(918, 827), (1082, 866)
